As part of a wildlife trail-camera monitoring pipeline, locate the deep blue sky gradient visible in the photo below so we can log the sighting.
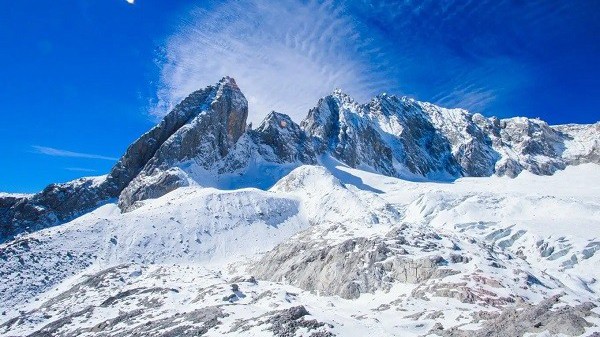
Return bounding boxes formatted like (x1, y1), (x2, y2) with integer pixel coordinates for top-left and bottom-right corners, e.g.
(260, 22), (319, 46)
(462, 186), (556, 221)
(1, 0), (599, 193)
(1, 1), (187, 192)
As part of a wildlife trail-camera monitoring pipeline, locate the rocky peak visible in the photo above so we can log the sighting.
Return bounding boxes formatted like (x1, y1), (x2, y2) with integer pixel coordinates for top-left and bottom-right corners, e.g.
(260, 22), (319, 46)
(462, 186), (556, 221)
(256, 111), (298, 133)
(300, 92), (398, 176)
(331, 89), (359, 106)
(248, 111), (316, 164)
(300, 96), (340, 145)
(117, 77), (248, 210)
(1, 77), (598, 242)
(300, 89), (363, 138)
(0, 77), (251, 238)
(211, 76), (248, 148)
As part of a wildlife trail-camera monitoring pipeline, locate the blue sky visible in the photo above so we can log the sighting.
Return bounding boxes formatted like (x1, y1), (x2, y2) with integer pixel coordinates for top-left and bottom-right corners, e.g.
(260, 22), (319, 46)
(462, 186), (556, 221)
(1, 0), (599, 193)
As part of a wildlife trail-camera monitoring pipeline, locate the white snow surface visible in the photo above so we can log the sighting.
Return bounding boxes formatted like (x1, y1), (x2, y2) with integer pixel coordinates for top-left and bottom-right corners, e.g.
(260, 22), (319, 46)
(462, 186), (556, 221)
(1, 162), (599, 336)
(0, 192), (33, 199)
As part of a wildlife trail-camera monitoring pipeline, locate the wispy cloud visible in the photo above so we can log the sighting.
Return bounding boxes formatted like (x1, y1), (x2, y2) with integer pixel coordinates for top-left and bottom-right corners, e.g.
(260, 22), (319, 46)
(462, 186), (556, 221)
(65, 167), (97, 172)
(154, 0), (579, 123)
(32, 146), (118, 161)
(153, 0), (394, 124)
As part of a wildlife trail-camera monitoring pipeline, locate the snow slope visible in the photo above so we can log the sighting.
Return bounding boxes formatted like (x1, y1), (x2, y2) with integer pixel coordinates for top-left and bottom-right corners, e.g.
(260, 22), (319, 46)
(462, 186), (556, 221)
(1, 162), (599, 336)
(0, 187), (307, 313)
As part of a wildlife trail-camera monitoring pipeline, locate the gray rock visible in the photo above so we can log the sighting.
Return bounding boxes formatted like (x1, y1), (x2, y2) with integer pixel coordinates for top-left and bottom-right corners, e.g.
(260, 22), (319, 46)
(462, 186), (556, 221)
(250, 111), (316, 164)
(301, 92), (599, 180)
(267, 306), (333, 337)
(118, 76), (248, 211)
(251, 226), (458, 299)
(24, 306), (226, 337)
(437, 295), (597, 337)
(228, 305), (334, 336)
(301, 92), (398, 176)
(0, 178), (110, 243)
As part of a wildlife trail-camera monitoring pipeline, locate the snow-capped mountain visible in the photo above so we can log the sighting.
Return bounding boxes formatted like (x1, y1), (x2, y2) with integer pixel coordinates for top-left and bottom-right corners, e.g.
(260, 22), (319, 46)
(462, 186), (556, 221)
(1, 77), (597, 243)
(1, 78), (599, 336)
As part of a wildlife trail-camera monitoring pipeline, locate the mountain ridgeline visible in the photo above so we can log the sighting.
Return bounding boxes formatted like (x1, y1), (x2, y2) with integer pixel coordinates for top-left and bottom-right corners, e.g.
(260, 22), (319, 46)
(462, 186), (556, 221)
(1, 77), (598, 242)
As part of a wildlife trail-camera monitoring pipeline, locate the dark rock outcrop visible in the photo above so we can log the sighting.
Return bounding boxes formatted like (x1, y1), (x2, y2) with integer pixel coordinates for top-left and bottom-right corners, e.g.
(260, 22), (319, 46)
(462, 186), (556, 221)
(0, 178), (111, 243)
(301, 92), (398, 176)
(251, 111), (316, 164)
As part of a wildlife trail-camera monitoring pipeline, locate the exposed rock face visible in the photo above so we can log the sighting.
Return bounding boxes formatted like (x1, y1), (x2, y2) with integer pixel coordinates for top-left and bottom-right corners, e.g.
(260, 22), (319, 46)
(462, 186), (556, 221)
(553, 122), (600, 165)
(0, 77), (249, 240)
(365, 95), (463, 177)
(491, 117), (568, 177)
(118, 77), (248, 210)
(301, 92), (397, 176)
(1, 77), (598, 242)
(265, 306), (333, 337)
(103, 82), (223, 197)
(251, 225), (459, 299)
(0, 177), (110, 243)
(250, 111), (316, 164)
(250, 217), (574, 304)
(437, 295), (597, 337)
(301, 92), (599, 179)
(0, 196), (22, 239)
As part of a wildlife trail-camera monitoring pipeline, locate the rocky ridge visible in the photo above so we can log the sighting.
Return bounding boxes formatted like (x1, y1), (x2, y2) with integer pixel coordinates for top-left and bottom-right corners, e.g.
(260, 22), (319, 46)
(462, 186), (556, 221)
(1, 77), (598, 242)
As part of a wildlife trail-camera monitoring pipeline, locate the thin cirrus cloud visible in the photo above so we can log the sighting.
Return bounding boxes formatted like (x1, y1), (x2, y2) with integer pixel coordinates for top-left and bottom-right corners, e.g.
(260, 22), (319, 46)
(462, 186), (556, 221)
(32, 146), (118, 161)
(152, 0), (395, 125)
(65, 167), (97, 172)
(153, 0), (586, 124)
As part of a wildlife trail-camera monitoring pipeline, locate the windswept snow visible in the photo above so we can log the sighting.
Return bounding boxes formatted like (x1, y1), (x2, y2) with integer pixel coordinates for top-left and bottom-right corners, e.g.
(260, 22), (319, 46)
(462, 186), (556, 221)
(1, 163), (599, 336)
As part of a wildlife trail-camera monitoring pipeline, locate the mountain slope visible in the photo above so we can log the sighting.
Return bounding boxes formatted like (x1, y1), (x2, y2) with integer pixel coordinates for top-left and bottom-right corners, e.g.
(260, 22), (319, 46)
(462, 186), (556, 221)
(1, 78), (597, 243)
(0, 77), (248, 241)
(1, 163), (599, 336)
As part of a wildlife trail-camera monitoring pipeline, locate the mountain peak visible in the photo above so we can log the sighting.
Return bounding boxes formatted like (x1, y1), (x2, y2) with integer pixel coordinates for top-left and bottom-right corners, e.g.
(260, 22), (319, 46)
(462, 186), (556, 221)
(218, 75), (237, 86)
(331, 88), (348, 96)
(259, 111), (295, 130)
(116, 77), (248, 210)
(330, 88), (358, 106)
(1, 78), (598, 242)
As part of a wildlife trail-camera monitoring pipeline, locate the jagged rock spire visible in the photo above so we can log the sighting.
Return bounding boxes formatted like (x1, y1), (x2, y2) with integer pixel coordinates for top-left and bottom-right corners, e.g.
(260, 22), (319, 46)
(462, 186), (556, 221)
(117, 77), (248, 210)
